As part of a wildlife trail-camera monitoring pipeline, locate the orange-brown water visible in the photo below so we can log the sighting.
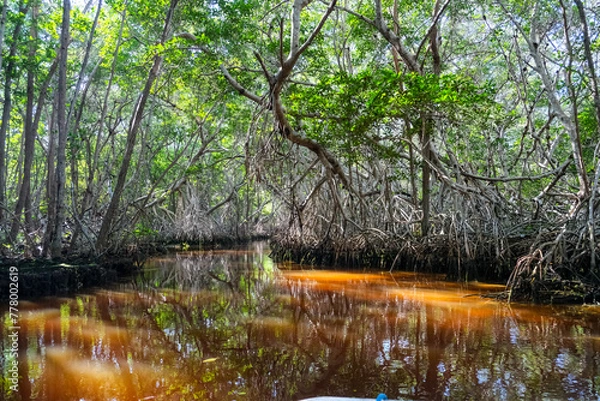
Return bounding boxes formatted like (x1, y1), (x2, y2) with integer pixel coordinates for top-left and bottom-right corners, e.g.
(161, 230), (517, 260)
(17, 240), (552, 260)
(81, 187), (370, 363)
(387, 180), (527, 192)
(2, 242), (600, 400)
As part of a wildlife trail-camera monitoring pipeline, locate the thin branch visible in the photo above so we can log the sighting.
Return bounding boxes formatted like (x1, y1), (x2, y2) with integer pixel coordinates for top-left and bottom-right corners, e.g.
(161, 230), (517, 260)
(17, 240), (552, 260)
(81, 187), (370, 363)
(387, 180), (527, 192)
(219, 64), (265, 105)
(206, 182), (244, 215)
(289, 0), (304, 57)
(292, 0), (338, 63)
(461, 159), (571, 183)
(415, 0), (452, 60)
(372, 0), (420, 72)
(279, 17), (285, 67)
(254, 51), (273, 82)
(261, 0), (288, 21)
(332, 3), (376, 27)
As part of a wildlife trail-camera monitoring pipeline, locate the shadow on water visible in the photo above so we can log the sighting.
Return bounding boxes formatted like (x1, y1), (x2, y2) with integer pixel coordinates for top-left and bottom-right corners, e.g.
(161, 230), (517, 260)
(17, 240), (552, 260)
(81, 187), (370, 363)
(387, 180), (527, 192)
(2, 242), (600, 400)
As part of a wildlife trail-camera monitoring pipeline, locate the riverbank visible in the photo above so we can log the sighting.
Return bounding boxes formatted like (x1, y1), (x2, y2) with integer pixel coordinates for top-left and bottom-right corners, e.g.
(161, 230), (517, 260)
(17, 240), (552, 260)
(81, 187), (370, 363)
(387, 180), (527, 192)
(2, 232), (598, 304)
(0, 236), (269, 300)
(0, 257), (138, 300)
(269, 234), (516, 281)
(269, 232), (600, 305)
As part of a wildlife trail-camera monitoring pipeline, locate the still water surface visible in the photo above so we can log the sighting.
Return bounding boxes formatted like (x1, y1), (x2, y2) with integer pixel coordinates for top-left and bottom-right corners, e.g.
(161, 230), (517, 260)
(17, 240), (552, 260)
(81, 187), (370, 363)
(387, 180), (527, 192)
(2, 242), (600, 400)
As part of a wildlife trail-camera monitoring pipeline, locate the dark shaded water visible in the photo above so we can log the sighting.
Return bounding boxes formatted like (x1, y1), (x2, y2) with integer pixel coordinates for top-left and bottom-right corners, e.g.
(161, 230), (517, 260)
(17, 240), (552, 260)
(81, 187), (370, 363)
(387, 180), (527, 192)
(2, 242), (600, 400)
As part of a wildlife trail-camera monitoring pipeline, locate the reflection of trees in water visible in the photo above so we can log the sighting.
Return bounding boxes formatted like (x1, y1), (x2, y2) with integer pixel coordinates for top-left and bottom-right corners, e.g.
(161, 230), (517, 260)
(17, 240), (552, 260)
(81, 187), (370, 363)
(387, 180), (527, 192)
(244, 276), (600, 401)
(3, 247), (600, 400)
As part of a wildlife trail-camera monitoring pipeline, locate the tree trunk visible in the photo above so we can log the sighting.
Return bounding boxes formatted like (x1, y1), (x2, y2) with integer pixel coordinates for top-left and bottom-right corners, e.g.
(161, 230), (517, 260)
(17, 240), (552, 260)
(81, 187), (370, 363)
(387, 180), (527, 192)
(95, 0), (179, 251)
(528, 1), (588, 198)
(66, 0), (102, 243)
(9, 4), (38, 245)
(0, 0), (8, 80)
(370, 0), (447, 237)
(68, 0), (102, 124)
(73, 0), (127, 252)
(0, 1), (29, 225)
(44, 105), (57, 254)
(421, 117), (432, 236)
(421, 0), (443, 237)
(66, 0), (102, 252)
(44, 0), (70, 258)
(574, 0), (600, 131)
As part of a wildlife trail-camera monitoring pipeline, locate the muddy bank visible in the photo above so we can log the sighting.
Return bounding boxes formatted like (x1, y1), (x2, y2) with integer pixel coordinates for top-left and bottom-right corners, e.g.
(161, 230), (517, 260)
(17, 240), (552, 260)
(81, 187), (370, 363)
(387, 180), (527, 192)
(0, 258), (138, 300)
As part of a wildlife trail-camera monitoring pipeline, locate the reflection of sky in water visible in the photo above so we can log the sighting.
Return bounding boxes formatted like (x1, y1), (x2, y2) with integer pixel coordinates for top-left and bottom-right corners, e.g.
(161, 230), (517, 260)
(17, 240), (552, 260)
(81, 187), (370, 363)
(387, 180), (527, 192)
(477, 368), (489, 384)
(509, 324), (520, 344)
(556, 352), (567, 369)
(2, 243), (600, 401)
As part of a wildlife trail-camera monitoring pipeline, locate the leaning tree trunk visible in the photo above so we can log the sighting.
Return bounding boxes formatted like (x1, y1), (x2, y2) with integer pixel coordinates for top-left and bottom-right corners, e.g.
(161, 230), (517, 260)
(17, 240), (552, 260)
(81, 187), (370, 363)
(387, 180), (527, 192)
(65, 0), (102, 252)
(95, 0), (178, 252)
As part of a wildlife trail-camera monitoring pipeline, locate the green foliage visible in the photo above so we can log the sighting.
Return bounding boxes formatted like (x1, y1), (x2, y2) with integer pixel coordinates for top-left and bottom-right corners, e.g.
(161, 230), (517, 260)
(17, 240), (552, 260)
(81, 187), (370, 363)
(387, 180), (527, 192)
(578, 103), (599, 168)
(1, 0), (598, 256)
(133, 223), (159, 238)
(287, 68), (495, 161)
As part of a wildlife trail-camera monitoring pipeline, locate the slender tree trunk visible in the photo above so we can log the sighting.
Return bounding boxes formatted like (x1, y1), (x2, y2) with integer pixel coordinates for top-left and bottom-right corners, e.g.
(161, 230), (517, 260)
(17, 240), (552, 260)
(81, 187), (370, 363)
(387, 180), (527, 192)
(10, 4), (38, 245)
(421, 117), (432, 236)
(45, 104), (57, 254)
(420, 0), (443, 237)
(369, 0), (448, 236)
(74, 0), (127, 252)
(66, 0), (102, 252)
(95, 0), (178, 251)
(528, 1), (588, 197)
(44, 0), (70, 258)
(66, 0), (102, 238)
(573, 0), (600, 272)
(0, 0), (7, 77)
(68, 59), (101, 251)
(29, 60), (58, 231)
(574, 0), (600, 131)
(68, 0), (101, 124)
(0, 1), (29, 225)
(389, 0), (419, 209)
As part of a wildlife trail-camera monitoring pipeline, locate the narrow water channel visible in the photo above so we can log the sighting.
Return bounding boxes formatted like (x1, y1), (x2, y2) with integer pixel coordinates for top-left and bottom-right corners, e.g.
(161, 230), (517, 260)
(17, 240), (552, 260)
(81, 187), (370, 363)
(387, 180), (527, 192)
(2, 242), (600, 400)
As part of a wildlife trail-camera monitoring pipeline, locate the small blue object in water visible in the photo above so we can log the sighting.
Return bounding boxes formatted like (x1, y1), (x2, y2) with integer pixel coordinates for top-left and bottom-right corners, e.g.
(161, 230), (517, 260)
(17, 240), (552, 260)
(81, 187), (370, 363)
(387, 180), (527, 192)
(299, 394), (389, 401)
